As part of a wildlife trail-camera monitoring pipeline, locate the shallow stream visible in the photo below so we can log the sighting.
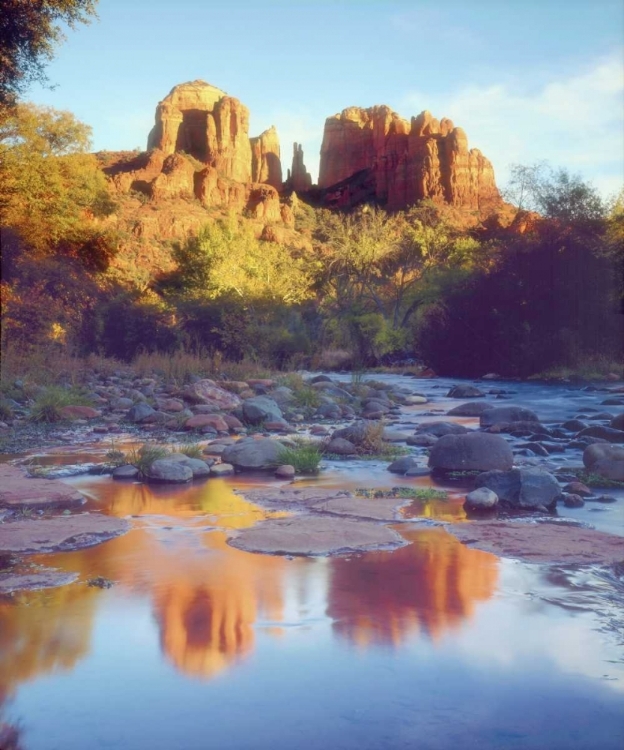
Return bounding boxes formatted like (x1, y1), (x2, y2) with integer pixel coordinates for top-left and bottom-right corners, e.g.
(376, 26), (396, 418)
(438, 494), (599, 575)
(1, 375), (623, 749)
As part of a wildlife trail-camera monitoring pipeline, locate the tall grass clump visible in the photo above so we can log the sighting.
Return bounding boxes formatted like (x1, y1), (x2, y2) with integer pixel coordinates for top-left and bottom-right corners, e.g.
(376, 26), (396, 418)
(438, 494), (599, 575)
(29, 386), (93, 423)
(124, 444), (170, 476)
(277, 441), (323, 474)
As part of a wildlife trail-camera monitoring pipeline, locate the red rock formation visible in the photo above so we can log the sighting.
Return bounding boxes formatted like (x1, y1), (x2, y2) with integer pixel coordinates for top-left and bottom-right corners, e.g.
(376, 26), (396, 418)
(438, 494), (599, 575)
(288, 143), (312, 193)
(147, 80), (253, 183)
(318, 105), (500, 212)
(251, 126), (283, 191)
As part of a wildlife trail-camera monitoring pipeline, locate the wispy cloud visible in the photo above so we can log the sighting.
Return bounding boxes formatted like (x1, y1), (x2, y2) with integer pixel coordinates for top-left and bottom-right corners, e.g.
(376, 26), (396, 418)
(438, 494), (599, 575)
(402, 50), (624, 197)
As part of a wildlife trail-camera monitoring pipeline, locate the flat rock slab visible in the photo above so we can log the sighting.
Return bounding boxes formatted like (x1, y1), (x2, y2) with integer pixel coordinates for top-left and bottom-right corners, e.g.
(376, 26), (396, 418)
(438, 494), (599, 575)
(450, 521), (624, 565)
(0, 570), (78, 593)
(238, 487), (405, 521)
(0, 514), (129, 554)
(228, 516), (405, 556)
(0, 464), (85, 509)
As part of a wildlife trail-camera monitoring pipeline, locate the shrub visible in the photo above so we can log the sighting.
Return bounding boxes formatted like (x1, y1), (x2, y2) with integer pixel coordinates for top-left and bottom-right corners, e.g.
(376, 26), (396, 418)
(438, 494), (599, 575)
(0, 400), (13, 421)
(125, 444), (169, 477)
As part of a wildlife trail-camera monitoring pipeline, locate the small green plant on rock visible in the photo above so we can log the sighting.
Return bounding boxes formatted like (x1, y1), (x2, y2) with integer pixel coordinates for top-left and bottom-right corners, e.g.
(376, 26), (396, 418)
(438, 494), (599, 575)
(572, 471), (624, 489)
(124, 443), (169, 477)
(174, 440), (203, 459)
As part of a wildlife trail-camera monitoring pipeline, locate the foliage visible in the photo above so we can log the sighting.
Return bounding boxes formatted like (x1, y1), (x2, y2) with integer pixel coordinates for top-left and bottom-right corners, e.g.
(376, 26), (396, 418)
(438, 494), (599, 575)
(172, 440), (203, 459)
(123, 444), (169, 477)
(277, 441), (323, 474)
(0, 103), (116, 257)
(0, 400), (14, 421)
(29, 385), (92, 422)
(162, 217), (315, 305)
(0, 0), (98, 114)
(571, 471), (624, 490)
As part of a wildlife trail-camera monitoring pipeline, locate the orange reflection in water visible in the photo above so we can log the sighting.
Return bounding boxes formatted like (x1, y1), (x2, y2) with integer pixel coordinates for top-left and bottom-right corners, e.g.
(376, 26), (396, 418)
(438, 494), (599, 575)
(24, 479), (288, 683)
(328, 527), (499, 648)
(1, 480), (500, 699)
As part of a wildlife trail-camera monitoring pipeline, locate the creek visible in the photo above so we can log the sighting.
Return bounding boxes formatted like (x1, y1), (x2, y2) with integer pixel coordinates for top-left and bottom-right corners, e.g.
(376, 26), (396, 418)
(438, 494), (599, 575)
(1, 374), (623, 749)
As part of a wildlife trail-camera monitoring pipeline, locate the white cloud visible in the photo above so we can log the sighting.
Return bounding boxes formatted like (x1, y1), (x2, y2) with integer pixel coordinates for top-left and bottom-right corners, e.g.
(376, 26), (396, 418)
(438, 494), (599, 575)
(402, 50), (624, 197)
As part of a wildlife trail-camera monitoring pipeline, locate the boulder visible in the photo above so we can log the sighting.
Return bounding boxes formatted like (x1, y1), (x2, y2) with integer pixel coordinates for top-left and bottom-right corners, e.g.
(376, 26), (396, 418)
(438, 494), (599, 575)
(428, 432), (513, 472)
(145, 459), (193, 483)
(387, 457), (419, 474)
(583, 443), (624, 481)
(326, 437), (357, 455)
(563, 494), (584, 508)
(447, 402), (492, 417)
(242, 396), (283, 424)
(126, 402), (158, 423)
(465, 488), (498, 511)
(275, 464), (296, 479)
(577, 425), (624, 443)
(404, 395), (428, 405)
(165, 454), (213, 478)
(406, 434), (439, 447)
(184, 414), (229, 432)
(474, 469), (562, 510)
(210, 463), (235, 477)
(561, 419), (588, 432)
(221, 437), (283, 471)
(112, 465), (140, 480)
(611, 413), (624, 431)
(447, 385), (484, 398)
(58, 405), (101, 420)
(331, 421), (371, 447)
(182, 379), (242, 410)
(480, 406), (539, 428)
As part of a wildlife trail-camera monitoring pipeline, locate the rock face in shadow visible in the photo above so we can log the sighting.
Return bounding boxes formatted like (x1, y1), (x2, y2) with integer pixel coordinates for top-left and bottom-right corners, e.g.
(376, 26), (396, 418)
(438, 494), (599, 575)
(318, 105), (501, 212)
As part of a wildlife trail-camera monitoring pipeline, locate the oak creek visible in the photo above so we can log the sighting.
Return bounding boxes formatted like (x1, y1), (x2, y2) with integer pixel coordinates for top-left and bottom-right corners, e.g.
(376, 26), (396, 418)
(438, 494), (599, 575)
(1, 374), (623, 750)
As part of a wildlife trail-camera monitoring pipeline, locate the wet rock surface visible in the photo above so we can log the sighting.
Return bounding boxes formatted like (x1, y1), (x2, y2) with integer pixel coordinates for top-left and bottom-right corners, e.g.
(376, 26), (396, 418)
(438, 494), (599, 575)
(0, 514), (129, 554)
(450, 520), (624, 564)
(0, 464), (85, 509)
(229, 516), (405, 556)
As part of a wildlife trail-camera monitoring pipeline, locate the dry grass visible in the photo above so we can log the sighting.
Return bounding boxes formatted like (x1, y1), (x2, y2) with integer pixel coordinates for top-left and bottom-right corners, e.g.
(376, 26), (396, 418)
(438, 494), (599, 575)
(131, 349), (214, 382)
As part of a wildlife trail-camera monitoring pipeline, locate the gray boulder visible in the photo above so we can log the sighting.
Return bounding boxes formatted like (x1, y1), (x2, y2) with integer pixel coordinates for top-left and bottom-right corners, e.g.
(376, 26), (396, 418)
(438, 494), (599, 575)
(480, 406), (540, 428)
(465, 488), (498, 511)
(221, 438), (283, 471)
(611, 413), (624, 431)
(577, 425), (624, 443)
(387, 456), (419, 474)
(474, 469), (562, 510)
(146, 459), (193, 483)
(326, 437), (357, 455)
(331, 421), (371, 447)
(126, 402), (157, 424)
(242, 396), (283, 425)
(447, 384), (485, 398)
(112, 465), (139, 480)
(210, 463), (234, 477)
(166, 454), (213, 478)
(429, 432), (513, 472)
(447, 402), (492, 417)
(583, 443), (624, 481)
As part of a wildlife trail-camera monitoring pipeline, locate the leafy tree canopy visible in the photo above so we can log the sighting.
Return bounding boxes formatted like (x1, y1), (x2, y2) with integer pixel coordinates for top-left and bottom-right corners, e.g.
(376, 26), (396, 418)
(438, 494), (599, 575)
(0, 0), (98, 116)
(0, 103), (115, 255)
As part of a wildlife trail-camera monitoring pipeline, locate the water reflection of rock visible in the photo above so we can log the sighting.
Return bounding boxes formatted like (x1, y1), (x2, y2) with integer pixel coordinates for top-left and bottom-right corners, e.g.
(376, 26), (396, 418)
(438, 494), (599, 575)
(28, 479), (289, 682)
(328, 528), (498, 647)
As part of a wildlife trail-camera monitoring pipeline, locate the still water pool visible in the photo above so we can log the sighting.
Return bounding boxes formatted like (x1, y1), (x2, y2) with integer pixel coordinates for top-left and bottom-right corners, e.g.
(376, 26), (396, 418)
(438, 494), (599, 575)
(1, 474), (623, 750)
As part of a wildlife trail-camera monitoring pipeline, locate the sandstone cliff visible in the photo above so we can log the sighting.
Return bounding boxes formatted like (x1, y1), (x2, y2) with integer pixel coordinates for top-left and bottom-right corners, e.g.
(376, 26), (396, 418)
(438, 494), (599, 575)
(250, 126), (282, 191)
(318, 106), (500, 212)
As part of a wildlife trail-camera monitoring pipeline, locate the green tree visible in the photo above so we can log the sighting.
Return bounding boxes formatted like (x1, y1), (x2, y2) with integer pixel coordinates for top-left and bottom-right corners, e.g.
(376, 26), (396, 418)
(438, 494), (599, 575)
(0, 0), (98, 116)
(0, 103), (115, 259)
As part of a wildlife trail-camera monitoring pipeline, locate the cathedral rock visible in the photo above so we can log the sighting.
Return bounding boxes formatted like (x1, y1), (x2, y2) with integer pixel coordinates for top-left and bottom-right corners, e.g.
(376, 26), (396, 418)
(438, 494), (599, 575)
(317, 106), (501, 212)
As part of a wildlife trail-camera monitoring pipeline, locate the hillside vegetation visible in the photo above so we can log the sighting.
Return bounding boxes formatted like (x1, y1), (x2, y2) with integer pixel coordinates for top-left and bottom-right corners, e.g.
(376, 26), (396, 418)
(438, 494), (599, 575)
(1, 104), (623, 381)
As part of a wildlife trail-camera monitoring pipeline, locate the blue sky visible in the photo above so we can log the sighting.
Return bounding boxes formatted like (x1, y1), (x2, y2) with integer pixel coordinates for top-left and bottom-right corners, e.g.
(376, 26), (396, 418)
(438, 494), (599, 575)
(28, 0), (624, 197)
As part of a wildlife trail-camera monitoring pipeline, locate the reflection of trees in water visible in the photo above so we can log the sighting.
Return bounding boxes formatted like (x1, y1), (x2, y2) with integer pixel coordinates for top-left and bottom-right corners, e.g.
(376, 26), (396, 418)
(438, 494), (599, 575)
(328, 528), (498, 647)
